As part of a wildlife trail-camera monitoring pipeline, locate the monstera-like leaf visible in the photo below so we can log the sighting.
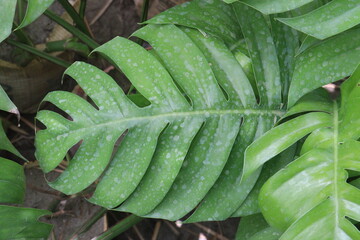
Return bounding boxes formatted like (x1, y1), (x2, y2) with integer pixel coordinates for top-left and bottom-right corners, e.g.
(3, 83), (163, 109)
(35, 0), (360, 223)
(241, 65), (360, 239)
(227, 0), (360, 40)
(0, 0), (55, 43)
(35, 0), (292, 222)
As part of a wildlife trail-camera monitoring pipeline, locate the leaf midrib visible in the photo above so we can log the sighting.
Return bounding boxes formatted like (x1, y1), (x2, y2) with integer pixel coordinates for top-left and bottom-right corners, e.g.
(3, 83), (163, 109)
(60, 108), (285, 136)
(332, 101), (340, 236)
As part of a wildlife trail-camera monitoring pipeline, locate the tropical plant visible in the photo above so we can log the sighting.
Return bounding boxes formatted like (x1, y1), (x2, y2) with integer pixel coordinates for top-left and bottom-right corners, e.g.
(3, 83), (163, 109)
(2, 0), (360, 239)
(239, 64), (360, 239)
(34, 0), (360, 225)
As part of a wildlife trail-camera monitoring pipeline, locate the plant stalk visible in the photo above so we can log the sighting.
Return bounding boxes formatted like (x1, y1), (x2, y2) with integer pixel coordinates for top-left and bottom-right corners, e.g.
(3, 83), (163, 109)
(6, 39), (71, 68)
(57, 0), (91, 36)
(79, 0), (87, 19)
(44, 10), (99, 50)
(136, 0), (150, 46)
(95, 214), (143, 240)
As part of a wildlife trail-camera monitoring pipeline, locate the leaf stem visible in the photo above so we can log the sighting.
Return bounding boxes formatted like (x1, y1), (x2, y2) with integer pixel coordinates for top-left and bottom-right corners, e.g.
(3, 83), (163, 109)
(44, 9), (99, 50)
(79, 0), (87, 19)
(135, 0), (150, 46)
(5, 39), (71, 68)
(57, 0), (90, 36)
(95, 214), (143, 240)
(67, 208), (107, 239)
(16, 0), (26, 24)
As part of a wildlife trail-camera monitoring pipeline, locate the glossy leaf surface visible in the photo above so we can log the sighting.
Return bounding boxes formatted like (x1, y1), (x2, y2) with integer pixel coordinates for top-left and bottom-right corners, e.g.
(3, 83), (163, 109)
(256, 66), (360, 239)
(236, 213), (281, 240)
(278, 0), (360, 40)
(288, 28), (360, 107)
(234, 0), (315, 14)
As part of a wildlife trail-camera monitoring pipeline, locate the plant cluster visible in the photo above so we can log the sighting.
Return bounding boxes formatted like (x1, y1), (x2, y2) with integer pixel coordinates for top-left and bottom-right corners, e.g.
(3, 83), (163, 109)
(1, 0), (360, 239)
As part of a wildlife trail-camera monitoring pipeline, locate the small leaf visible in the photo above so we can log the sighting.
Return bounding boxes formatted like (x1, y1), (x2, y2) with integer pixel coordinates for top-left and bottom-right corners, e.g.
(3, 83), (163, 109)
(0, 85), (18, 115)
(17, 0), (55, 29)
(0, 122), (24, 160)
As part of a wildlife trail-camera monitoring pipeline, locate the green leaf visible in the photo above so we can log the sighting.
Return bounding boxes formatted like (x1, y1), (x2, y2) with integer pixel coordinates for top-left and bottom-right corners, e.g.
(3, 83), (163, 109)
(281, 88), (333, 119)
(236, 0), (315, 14)
(0, 0), (16, 43)
(233, 2), (282, 108)
(0, 158), (52, 239)
(288, 28), (360, 107)
(0, 158), (25, 204)
(258, 67), (360, 239)
(0, 0), (55, 43)
(0, 205), (52, 239)
(278, 0), (360, 40)
(236, 213), (281, 240)
(146, 0), (243, 46)
(270, 12), (299, 104)
(0, 129), (24, 160)
(242, 112), (332, 181)
(35, 22), (284, 221)
(17, 0), (55, 29)
(233, 143), (297, 217)
(0, 85), (18, 114)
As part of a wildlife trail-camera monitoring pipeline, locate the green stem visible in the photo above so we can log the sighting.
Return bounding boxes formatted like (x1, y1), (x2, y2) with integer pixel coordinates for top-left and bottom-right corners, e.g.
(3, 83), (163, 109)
(17, 0), (26, 24)
(95, 214), (143, 240)
(44, 10), (99, 50)
(67, 208), (107, 239)
(57, 0), (90, 36)
(6, 39), (71, 68)
(79, 0), (87, 19)
(12, 23), (34, 46)
(135, 0), (150, 46)
(45, 39), (90, 56)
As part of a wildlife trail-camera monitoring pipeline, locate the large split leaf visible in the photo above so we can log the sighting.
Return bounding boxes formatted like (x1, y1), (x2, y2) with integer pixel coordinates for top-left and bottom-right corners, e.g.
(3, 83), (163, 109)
(243, 66), (360, 238)
(0, 0), (55, 43)
(35, 4), (286, 221)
